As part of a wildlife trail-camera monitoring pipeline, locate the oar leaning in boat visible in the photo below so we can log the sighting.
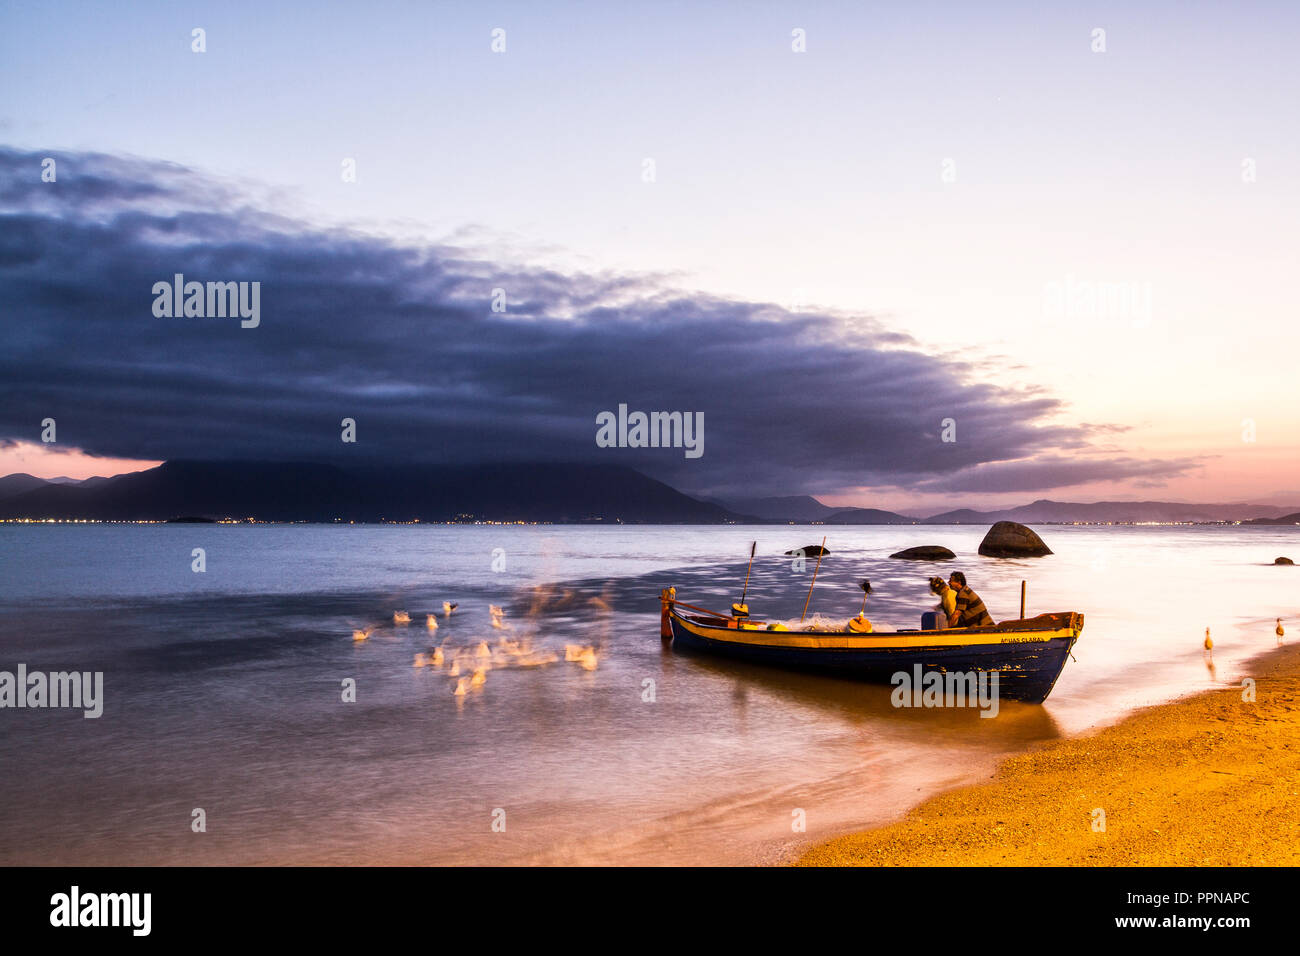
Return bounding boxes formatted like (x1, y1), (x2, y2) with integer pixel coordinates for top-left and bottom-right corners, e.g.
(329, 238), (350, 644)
(799, 535), (828, 623)
(733, 541), (756, 618)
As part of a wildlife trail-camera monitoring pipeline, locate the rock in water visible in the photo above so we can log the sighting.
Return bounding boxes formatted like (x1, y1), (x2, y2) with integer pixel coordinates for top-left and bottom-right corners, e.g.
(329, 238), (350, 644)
(784, 545), (830, 557)
(1276, 556), (1295, 566)
(978, 521), (1053, 558)
(889, 546), (956, 561)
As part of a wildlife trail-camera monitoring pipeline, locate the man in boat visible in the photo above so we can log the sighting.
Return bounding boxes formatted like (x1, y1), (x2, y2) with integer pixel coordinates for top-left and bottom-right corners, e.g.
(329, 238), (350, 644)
(947, 572), (994, 627)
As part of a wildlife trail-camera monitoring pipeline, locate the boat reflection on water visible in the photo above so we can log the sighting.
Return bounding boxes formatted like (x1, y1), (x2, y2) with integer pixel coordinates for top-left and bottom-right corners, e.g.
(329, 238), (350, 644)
(659, 624), (1066, 748)
(661, 587), (1084, 704)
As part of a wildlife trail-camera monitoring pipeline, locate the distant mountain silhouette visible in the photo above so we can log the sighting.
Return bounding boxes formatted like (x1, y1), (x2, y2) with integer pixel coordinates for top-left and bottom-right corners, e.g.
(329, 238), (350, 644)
(0, 460), (736, 523)
(0, 473), (51, 499)
(711, 495), (836, 521)
(712, 496), (917, 523)
(823, 507), (918, 524)
(921, 498), (1299, 524)
(712, 494), (1297, 524)
(4, 466), (1297, 525)
(1245, 512), (1300, 526)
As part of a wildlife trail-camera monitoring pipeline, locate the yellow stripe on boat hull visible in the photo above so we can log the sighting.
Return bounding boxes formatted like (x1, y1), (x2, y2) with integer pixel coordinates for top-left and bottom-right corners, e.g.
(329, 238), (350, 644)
(672, 612), (1076, 651)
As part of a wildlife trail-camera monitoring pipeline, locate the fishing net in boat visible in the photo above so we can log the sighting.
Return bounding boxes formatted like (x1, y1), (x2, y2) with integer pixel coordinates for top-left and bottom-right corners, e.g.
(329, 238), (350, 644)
(763, 613), (852, 632)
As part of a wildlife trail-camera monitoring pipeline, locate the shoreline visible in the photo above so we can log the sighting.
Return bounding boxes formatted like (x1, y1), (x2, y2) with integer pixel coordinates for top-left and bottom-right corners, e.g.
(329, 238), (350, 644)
(797, 641), (1300, 866)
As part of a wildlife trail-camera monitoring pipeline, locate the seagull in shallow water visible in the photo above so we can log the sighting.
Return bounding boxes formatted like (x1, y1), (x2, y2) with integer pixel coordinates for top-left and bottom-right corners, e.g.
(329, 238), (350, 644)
(1277, 618), (1285, 642)
(565, 644), (598, 670)
(1204, 627), (1213, 651)
(443, 601), (458, 617)
(426, 614), (439, 631)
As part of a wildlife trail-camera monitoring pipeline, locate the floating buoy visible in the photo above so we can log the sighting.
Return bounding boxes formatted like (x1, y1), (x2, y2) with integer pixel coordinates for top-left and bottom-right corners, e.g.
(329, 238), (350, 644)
(848, 614), (874, 634)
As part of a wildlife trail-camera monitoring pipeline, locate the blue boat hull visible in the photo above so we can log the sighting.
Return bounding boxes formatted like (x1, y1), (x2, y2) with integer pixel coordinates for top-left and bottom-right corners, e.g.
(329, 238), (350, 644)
(668, 610), (1079, 704)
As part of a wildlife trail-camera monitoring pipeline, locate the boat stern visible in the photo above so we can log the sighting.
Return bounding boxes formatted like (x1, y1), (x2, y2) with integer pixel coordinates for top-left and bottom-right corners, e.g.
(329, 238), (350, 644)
(659, 587), (677, 640)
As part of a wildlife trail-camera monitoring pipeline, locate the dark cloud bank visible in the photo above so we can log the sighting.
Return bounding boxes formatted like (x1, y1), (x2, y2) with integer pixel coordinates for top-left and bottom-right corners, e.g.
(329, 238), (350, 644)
(0, 148), (1197, 498)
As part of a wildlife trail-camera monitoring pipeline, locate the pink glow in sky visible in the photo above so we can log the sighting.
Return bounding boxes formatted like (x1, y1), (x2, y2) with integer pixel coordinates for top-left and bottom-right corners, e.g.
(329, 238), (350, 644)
(0, 442), (160, 482)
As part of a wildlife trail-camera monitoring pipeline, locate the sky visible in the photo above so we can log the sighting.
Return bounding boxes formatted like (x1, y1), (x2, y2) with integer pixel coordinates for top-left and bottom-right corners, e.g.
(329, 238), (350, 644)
(1, 0), (1297, 511)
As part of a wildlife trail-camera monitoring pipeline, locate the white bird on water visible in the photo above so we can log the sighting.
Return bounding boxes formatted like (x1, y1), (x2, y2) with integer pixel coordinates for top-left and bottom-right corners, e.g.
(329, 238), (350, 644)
(352, 627), (372, 642)
(565, 644), (598, 670)
(394, 611), (411, 625)
(443, 601), (458, 617)
(426, 614), (439, 631)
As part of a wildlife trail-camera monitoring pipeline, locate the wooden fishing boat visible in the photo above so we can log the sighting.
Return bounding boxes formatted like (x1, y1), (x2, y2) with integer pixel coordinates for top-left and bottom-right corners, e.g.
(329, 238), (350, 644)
(658, 588), (1083, 704)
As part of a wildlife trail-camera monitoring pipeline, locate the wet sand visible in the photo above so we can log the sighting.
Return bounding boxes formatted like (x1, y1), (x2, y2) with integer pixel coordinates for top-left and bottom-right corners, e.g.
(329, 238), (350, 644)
(798, 642), (1300, 866)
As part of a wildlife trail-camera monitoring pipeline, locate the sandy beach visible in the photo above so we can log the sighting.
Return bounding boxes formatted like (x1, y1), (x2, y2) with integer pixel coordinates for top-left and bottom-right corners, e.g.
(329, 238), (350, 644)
(799, 641), (1300, 866)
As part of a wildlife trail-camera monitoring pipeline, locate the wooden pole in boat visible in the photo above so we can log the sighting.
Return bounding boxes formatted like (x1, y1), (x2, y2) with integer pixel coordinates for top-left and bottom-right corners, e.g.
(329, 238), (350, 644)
(739, 541), (756, 606)
(1020, 580), (1026, 619)
(800, 536), (828, 623)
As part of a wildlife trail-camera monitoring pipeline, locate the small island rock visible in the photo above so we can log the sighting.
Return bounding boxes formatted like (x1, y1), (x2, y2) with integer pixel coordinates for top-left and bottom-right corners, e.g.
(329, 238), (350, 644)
(977, 521), (1053, 558)
(889, 546), (956, 561)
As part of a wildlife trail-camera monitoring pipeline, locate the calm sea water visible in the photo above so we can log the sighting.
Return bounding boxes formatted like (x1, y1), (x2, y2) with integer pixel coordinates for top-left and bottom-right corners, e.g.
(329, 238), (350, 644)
(0, 523), (1295, 864)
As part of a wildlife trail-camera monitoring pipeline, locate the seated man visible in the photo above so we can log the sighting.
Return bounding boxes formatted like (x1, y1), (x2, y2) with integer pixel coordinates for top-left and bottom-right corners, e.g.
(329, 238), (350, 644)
(947, 571), (994, 627)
